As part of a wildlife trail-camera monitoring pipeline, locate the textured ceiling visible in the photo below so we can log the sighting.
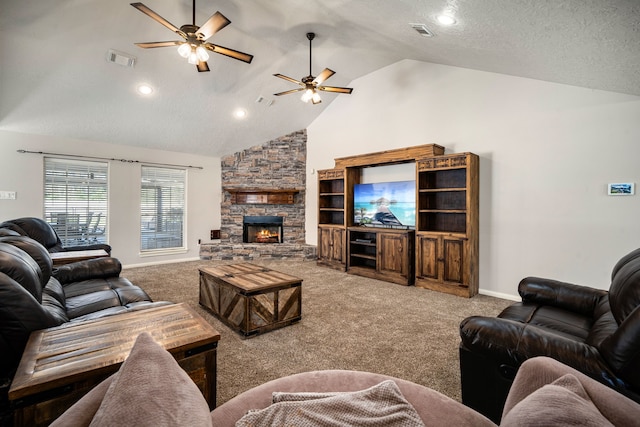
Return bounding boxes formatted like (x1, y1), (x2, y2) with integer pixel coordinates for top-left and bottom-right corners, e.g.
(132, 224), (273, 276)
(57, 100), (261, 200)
(1, 0), (639, 157)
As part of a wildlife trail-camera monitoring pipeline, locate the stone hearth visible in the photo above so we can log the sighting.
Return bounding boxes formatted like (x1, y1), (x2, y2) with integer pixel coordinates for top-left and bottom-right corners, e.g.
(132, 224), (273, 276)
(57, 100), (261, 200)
(199, 130), (316, 261)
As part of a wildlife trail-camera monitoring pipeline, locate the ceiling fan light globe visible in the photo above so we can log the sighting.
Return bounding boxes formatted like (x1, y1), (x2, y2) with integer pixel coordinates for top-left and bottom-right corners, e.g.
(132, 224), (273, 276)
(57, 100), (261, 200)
(188, 49), (199, 65)
(195, 46), (209, 62)
(312, 92), (322, 103)
(301, 89), (314, 103)
(177, 43), (191, 58)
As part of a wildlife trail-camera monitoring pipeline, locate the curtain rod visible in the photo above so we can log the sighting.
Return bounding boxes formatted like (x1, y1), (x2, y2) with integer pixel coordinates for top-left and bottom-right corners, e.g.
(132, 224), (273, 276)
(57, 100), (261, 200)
(17, 149), (204, 170)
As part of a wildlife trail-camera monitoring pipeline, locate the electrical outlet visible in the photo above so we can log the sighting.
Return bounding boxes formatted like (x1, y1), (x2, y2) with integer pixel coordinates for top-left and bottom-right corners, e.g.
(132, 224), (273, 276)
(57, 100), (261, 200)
(0, 191), (16, 200)
(210, 230), (221, 240)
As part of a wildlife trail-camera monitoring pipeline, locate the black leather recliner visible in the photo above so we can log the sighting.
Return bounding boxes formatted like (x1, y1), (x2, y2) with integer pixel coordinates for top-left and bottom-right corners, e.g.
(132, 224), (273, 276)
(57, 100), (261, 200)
(459, 247), (640, 423)
(0, 235), (170, 389)
(0, 216), (111, 255)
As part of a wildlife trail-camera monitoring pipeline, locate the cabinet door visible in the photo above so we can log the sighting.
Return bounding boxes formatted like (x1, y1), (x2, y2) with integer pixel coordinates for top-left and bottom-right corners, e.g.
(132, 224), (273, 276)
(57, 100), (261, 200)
(416, 234), (439, 280)
(318, 227), (344, 264)
(378, 233), (407, 276)
(442, 236), (465, 285)
(317, 227), (332, 262)
(330, 228), (345, 263)
(416, 234), (465, 284)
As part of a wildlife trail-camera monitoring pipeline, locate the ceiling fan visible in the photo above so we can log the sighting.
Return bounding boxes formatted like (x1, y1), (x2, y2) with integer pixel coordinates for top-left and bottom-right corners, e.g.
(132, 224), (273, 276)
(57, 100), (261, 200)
(273, 32), (353, 104)
(130, 1), (253, 72)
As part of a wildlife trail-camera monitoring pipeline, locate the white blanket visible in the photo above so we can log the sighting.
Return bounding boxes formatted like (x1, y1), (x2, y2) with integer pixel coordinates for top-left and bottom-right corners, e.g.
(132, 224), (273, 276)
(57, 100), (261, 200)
(235, 380), (425, 427)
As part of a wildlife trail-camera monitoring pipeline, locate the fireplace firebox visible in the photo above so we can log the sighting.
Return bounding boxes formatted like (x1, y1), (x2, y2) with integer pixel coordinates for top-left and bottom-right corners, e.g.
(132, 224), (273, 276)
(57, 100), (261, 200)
(243, 216), (283, 244)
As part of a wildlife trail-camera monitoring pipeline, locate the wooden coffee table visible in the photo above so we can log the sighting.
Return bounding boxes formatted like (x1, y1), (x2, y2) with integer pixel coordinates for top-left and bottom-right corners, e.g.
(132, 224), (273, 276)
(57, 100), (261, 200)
(199, 263), (302, 337)
(49, 249), (109, 266)
(8, 303), (220, 427)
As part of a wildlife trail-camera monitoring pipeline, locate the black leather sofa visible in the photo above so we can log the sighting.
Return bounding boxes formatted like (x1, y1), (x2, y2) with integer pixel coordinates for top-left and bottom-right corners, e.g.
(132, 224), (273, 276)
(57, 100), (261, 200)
(0, 216), (111, 255)
(459, 247), (640, 422)
(0, 234), (171, 411)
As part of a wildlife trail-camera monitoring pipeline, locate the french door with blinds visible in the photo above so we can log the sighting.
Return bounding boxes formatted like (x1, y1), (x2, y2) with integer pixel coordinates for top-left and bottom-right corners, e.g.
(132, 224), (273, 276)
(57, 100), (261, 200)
(44, 157), (108, 246)
(140, 166), (186, 251)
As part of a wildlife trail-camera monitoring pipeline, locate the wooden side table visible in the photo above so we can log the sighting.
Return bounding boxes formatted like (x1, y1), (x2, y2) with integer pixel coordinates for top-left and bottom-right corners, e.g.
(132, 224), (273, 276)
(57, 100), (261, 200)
(49, 249), (109, 266)
(8, 303), (220, 427)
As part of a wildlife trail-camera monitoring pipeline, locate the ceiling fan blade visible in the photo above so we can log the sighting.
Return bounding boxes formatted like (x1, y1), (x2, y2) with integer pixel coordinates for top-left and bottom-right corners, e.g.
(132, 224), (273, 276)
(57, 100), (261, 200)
(274, 88), (305, 96)
(273, 74), (304, 86)
(313, 68), (335, 85)
(130, 3), (185, 37)
(135, 41), (182, 49)
(198, 11), (231, 40)
(318, 85), (353, 94)
(204, 43), (253, 63)
(197, 61), (210, 72)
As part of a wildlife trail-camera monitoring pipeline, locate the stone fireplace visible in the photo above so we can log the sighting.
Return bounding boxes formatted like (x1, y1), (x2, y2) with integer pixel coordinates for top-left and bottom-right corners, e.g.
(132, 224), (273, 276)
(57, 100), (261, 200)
(243, 216), (283, 244)
(199, 130), (316, 261)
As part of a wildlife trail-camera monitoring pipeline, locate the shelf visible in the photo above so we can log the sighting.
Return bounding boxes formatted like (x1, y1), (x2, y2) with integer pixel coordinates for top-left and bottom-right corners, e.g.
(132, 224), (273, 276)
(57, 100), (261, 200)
(225, 188), (301, 205)
(351, 240), (375, 247)
(350, 253), (376, 261)
(418, 169), (467, 190)
(419, 188), (466, 193)
(320, 208), (345, 212)
(418, 212), (466, 233)
(419, 209), (467, 214)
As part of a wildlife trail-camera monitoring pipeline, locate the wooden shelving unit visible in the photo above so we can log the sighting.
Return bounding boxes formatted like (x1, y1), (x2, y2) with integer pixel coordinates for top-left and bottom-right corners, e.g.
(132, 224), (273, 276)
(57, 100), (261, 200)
(316, 144), (478, 297)
(317, 168), (359, 270)
(318, 169), (346, 226)
(415, 153), (479, 297)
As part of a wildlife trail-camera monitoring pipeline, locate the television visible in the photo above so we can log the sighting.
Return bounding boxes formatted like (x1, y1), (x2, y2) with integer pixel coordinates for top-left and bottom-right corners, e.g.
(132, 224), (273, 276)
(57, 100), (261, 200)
(353, 180), (416, 228)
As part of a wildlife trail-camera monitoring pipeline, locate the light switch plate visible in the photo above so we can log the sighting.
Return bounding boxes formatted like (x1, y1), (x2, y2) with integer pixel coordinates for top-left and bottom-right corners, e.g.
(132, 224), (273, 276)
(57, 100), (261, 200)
(0, 191), (16, 200)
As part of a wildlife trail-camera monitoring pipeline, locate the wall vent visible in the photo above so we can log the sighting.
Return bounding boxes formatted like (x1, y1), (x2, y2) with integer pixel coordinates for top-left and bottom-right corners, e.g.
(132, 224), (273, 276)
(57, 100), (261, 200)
(409, 23), (435, 37)
(106, 49), (136, 68)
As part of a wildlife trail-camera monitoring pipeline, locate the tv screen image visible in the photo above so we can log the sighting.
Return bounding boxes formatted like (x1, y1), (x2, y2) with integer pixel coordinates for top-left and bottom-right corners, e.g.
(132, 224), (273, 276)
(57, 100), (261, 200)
(353, 181), (416, 228)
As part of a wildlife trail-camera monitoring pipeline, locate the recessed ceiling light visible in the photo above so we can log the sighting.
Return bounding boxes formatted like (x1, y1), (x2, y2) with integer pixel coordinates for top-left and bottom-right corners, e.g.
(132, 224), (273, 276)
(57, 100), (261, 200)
(436, 14), (456, 26)
(234, 109), (247, 119)
(136, 84), (154, 95)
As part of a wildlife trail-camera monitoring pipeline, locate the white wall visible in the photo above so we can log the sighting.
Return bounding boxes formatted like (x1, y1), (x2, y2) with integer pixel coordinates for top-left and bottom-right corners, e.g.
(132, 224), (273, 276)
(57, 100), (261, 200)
(307, 60), (640, 299)
(0, 130), (221, 266)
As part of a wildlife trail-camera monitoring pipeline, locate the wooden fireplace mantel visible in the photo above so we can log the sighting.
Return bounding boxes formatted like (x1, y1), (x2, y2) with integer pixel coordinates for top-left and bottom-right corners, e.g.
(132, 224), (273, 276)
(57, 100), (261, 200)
(225, 188), (301, 205)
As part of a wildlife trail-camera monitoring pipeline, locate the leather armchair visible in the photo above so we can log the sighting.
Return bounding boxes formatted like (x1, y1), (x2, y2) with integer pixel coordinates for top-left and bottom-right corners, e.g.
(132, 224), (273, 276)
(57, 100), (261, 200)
(0, 216), (111, 255)
(459, 247), (640, 422)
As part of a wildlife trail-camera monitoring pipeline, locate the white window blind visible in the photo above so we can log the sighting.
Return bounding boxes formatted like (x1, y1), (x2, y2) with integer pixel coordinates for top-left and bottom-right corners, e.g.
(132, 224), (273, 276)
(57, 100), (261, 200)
(44, 157), (108, 247)
(141, 166), (185, 251)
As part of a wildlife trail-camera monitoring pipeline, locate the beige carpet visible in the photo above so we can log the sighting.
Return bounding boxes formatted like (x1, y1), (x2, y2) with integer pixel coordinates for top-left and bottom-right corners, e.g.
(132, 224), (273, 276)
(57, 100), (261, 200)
(123, 259), (512, 406)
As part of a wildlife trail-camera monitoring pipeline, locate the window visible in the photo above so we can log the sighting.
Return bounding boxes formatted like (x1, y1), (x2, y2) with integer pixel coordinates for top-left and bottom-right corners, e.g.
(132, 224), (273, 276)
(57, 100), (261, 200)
(140, 166), (186, 251)
(44, 158), (108, 247)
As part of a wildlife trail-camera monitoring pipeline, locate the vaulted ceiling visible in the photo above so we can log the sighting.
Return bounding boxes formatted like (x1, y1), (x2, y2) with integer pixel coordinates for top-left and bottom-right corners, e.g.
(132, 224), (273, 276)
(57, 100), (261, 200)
(1, 0), (639, 157)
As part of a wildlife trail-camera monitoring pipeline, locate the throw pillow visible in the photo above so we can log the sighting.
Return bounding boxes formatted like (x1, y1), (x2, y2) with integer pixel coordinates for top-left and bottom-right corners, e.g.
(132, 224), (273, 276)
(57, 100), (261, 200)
(88, 332), (212, 427)
(501, 373), (612, 426)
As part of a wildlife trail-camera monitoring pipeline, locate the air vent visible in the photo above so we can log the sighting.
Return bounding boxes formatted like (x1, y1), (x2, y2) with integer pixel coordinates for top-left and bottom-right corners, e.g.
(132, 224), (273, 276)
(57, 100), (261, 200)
(409, 23), (435, 37)
(106, 49), (136, 68)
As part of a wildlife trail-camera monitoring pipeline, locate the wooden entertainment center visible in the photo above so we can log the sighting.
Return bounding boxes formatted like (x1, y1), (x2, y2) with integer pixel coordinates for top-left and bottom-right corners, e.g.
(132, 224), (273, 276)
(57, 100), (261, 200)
(317, 144), (479, 297)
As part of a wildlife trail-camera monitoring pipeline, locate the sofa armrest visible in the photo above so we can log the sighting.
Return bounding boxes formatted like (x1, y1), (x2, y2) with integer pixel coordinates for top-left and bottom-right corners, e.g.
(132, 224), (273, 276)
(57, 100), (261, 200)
(503, 356), (640, 425)
(599, 305), (640, 389)
(53, 257), (122, 285)
(459, 316), (611, 378)
(55, 243), (112, 255)
(518, 276), (608, 316)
